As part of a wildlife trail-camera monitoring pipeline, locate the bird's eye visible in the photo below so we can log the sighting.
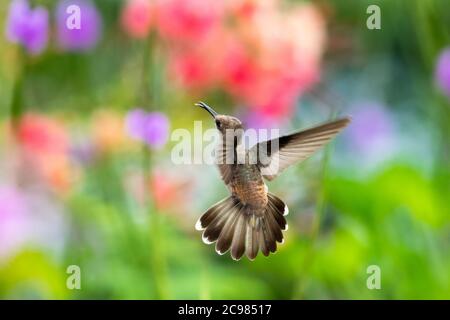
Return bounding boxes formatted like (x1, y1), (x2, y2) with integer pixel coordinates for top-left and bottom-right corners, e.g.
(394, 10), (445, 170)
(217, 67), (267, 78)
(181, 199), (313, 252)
(215, 120), (221, 128)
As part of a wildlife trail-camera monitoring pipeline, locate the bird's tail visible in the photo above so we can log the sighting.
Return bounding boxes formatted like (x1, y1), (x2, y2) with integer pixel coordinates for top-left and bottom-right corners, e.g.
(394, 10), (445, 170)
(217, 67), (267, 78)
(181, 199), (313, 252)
(195, 193), (288, 260)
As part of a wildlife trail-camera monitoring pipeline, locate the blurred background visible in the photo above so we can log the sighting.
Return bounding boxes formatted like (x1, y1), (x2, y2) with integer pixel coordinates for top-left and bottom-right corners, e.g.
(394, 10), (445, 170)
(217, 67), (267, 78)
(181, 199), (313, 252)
(0, 0), (449, 299)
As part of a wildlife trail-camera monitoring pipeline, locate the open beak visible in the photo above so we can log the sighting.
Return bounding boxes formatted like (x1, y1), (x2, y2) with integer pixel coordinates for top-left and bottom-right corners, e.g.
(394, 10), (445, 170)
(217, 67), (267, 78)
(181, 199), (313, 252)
(196, 101), (218, 118)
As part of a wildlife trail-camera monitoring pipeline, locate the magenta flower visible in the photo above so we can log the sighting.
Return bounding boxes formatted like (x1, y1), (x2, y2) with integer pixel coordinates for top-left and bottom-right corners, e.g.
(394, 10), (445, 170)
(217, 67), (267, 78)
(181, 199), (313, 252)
(435, 47), (450, 99)
(56, 0), (102, 51)
(5, 0), (49, 55)
(125, 109), (170, 149)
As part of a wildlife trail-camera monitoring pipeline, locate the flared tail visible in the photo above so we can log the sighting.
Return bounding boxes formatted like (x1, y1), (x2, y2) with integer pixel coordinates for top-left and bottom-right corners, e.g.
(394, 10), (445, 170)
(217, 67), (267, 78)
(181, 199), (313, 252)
(195, 193), (288, 260)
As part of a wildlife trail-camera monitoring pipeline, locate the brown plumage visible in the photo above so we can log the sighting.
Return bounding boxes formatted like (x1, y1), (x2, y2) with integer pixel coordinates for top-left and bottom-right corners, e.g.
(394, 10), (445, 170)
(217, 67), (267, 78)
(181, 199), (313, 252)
(195, 102), (351, 260)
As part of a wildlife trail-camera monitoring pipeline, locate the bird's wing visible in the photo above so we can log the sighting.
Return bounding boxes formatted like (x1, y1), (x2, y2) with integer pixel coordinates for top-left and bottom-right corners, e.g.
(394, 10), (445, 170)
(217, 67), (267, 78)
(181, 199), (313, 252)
(248, 118), (351, 181)
(215, 132), (240, 184)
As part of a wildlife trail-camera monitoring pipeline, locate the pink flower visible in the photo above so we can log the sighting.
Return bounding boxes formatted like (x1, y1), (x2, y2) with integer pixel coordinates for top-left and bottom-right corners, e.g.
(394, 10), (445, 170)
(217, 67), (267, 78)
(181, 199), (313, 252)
(121, 0), (154, 39)
(224, 3), (326, 120)
(167, 28), (236, 90)
(17, 113), (68, 155)
(168, 49), (215, 90)
(156, 0), (224, 43)
(163, 1), (326, 122)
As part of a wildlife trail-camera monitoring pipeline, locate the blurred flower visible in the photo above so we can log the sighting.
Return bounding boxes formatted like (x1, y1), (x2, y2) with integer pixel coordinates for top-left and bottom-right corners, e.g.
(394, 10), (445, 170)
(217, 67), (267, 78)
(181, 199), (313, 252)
(435, 47), (450, 99)
(227, 0), (278, 21)
(123, 168), (192, 215)
(222, 47), (300, 120)
(121, 0), (154, 39)
(17, 114), (68, 155)
(0, 185), (30, 260)
(156, 0), (224, 43)
(40, 155), (74, 193)
(14, 114), (74, 193)
(150, 169), (192, 213)
(92, 110), (127, 153)
(56, 0), (102, 51)
(163, 1), (325, 119)
(168, 48), (216, 90)
(125, 108), (170, 149)
(5, 0), (49, 55)
(167, 28), (235, 90)
(224, 3), (325, 121)
(344, 102), (395, 166)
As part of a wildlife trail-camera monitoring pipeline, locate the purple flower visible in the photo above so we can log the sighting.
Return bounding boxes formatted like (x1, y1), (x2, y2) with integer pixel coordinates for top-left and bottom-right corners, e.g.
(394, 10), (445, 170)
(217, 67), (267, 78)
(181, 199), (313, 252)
(56, 0), (102, 51)
(125, 108), (170, 149)
(5, 0), (49, 55)
(344, 102), (394, 160)
(435, 48), (450, 98)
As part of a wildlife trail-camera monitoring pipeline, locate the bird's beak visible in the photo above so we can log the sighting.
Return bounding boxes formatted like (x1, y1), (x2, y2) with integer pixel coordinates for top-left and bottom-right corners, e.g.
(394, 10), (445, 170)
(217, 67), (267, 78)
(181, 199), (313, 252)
(196, 101), (218, 119)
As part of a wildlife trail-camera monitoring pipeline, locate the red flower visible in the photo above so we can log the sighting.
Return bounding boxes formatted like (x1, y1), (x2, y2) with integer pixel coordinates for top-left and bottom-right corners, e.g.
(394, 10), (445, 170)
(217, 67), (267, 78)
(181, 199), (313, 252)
(17, 113), (68, 155)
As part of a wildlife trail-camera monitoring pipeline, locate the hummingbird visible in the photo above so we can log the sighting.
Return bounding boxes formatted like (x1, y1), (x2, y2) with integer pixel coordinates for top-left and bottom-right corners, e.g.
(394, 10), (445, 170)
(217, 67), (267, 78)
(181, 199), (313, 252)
(195, 101), (350, 260)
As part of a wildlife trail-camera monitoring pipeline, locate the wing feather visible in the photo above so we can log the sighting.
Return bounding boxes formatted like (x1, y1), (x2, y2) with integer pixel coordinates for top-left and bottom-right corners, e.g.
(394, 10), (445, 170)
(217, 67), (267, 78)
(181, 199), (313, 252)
(249, 118), (351, 180)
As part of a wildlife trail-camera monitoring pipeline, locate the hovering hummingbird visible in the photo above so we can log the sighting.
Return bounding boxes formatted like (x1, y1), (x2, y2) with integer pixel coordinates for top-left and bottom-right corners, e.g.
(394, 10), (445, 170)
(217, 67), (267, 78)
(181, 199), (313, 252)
(195, 102), (350, 260)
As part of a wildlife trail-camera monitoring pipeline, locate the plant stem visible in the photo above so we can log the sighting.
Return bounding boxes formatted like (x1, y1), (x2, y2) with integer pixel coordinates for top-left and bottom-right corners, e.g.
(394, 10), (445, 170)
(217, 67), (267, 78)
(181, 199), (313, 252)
(11, 49), (26, 132)
(140, 35), (170, 299)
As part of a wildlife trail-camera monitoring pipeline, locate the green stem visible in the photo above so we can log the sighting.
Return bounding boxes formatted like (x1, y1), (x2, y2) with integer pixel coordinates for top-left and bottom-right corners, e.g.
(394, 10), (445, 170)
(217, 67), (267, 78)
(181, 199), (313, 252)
(11, 50), (26, 131)
(139, 35), (170, 299)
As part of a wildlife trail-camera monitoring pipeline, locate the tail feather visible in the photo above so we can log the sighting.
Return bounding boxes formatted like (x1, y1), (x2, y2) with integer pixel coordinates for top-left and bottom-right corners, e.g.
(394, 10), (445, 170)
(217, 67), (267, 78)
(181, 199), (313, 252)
(259, 219), (272, 256)
(216, 206), (243, 255)
(245, 216), (260, 260)
(201, 198), (239, 243)
(195, 197), (231, 231)
(261, 218), (277, 254)
(196, 193), (288, 260)
(230, 213), (246, 260)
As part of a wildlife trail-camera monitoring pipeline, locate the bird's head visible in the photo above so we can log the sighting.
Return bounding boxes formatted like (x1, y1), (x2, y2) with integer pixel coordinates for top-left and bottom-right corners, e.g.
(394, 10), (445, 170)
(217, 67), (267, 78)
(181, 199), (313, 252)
(196, 102), (243, 135)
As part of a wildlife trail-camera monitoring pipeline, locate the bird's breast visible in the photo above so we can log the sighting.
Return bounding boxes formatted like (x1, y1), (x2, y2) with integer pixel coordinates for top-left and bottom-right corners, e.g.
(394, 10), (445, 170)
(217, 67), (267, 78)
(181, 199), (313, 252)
(229, 164), (268, 209)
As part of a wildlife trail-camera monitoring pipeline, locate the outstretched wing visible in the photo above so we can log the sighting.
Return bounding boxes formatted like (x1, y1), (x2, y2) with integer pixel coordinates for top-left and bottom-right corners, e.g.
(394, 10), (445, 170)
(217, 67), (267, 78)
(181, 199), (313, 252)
(248, 118), (351, 181)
